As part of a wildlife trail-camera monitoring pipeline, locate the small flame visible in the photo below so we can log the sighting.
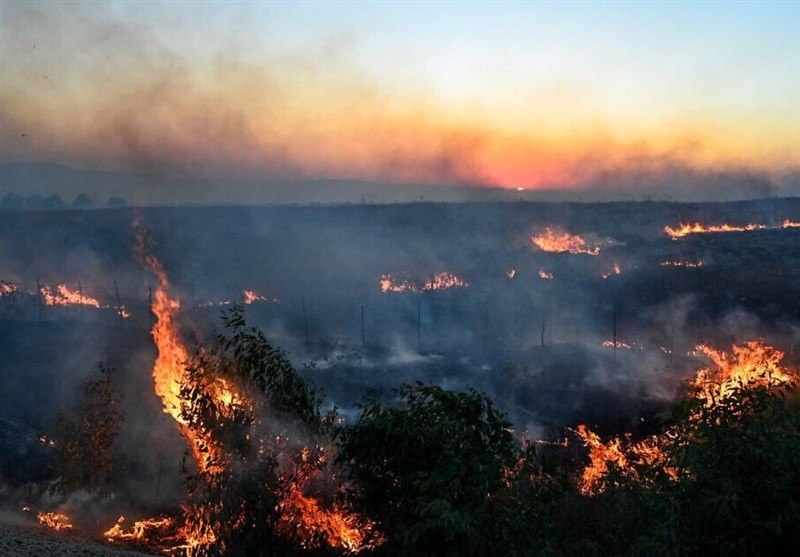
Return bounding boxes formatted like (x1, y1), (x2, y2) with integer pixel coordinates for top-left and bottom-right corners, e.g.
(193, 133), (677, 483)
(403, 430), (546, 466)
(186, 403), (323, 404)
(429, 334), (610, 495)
(660, 260), (703, 268)
(531, 228), (601, 256)
(538, 269), (554, 280)
(601, 263), (622, 279)
(506, 269), (516, 279)
(40, 284), (102, 308)
(1, 280), (18, 297)
(37, 512), (73, 531)
(380, 272), (467, 293)
(422, 272), (467, 291)
(242, 289), (280, 304)
(603, 339), (632, 350)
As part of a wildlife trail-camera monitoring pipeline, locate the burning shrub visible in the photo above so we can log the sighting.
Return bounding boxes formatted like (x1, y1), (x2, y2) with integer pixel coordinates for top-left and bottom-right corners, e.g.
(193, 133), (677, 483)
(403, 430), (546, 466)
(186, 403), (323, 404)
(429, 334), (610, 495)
(177, 306), (375, 557)
(569, 342), (800, 555)
(52, 363), (124, 494)
(336, 383), (518, 557)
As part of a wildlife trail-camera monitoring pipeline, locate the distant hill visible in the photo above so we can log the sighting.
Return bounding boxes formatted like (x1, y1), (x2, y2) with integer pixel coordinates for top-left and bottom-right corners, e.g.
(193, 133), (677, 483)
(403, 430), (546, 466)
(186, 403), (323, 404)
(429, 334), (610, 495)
(1, 162), (798, 206)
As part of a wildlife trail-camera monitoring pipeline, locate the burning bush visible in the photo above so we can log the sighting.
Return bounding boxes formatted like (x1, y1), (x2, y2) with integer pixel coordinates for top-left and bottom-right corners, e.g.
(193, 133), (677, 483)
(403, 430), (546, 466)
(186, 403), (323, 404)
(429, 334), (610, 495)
(569, 341), (800, 555)
(177, 306), (376, 556)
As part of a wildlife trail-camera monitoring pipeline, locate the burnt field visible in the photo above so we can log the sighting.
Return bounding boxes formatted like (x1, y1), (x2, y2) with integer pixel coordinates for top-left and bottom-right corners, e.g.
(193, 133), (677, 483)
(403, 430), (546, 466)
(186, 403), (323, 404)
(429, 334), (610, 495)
(2, 199), (800, 425)
(1, 198), (799, 555)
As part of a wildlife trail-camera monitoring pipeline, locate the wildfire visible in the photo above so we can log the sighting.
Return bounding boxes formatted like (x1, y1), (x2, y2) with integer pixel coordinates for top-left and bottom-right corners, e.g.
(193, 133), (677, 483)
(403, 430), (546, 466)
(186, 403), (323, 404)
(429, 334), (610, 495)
(380, 274), (418, 293)
(691, 341), (795, 408)
(603, 340), (632, 350)
(422, 272), (467, 291)
(664, 219), (799, 240)
(538, 269), (554, 280)
(37, 512), (73, 531)
(242, 289), (279, 304)
(279, 487), (378, 553)
(531, 228), (601, 256)
(40, 283), (101, 308)
(1, 280), (17, 296)
(380, 272), (468, 293)
(104, 515), (176, 544)
(660, 260), (703, 268)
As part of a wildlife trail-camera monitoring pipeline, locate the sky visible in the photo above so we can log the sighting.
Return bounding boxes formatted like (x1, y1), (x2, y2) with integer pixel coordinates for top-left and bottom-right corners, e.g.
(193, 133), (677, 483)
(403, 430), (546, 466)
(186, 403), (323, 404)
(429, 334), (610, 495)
(1, 0), (798, 195)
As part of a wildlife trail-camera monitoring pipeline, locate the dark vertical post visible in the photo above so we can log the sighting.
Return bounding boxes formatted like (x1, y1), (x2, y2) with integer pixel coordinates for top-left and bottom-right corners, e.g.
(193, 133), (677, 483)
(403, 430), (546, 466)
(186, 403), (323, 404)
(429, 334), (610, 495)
(669, 324), (675, 370)
(540, 317), (546, 364)
(361, 304), (365, 350)
(612, 306), (618, 369)
(36, 279), (42, 320)
(114, 280), (124, 324)
(417, 300), (422, 354)
(302, 296), (309, 344)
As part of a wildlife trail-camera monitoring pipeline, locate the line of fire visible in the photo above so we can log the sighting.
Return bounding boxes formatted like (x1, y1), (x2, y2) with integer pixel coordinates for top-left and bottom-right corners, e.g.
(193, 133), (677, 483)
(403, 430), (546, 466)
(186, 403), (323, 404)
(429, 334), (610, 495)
(1, 201), (799, 556)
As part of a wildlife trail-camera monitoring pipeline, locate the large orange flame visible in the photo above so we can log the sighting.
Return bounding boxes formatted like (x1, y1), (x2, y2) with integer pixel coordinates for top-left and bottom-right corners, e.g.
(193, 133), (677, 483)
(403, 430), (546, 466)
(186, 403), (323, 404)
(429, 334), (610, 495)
(531, 228), (601, 255)
(664, 220), (799, 240)
(692, 341), (795, 408)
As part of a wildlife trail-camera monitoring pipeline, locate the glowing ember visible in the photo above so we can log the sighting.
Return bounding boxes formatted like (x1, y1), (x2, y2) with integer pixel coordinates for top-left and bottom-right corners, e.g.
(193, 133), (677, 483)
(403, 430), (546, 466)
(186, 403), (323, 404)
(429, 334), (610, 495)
(538, 269), (554, 280)
(603, 339), (632, 350)
(601, 263), (622, 279)
(37, 512), (73, 531)
(662, 220), (798, 240)
(199, 299), (232, 308)
(242, 289), (279, 304)
(660, 260), (703, 268)
(40, 283), (101, 308)
(506, 269), (516, 279)
(531, 228), (601, 256)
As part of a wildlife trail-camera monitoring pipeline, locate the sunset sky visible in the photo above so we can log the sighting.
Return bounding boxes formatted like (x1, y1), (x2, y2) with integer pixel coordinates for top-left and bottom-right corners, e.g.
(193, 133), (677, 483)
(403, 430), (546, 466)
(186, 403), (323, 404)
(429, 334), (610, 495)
(1, 0), (798, 192)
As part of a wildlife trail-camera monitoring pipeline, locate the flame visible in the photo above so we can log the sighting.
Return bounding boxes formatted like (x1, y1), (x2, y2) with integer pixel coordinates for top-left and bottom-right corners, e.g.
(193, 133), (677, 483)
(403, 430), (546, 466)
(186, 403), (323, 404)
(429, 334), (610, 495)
(380, 272), (468, 293)
(576, 340), (795, 496)
(242, 289), (279, 304)
(531, 228), (601, 255)
(663, 220), (798, 240)
(691, 341), (795, 408)
(538, 269), (554, 280)
(278, 487), (376, 553)
(422, 272), (467, 291)
(37, 512), (73, 531)
(603, 340), (632, 350)
(40, 283), (102, 308)
(1, 280), (18, 296)
(104, 515), (175, 543)
(380, 274), (418, 293)
(660, 260), (703, 268)
(506, 269), (516, 279)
